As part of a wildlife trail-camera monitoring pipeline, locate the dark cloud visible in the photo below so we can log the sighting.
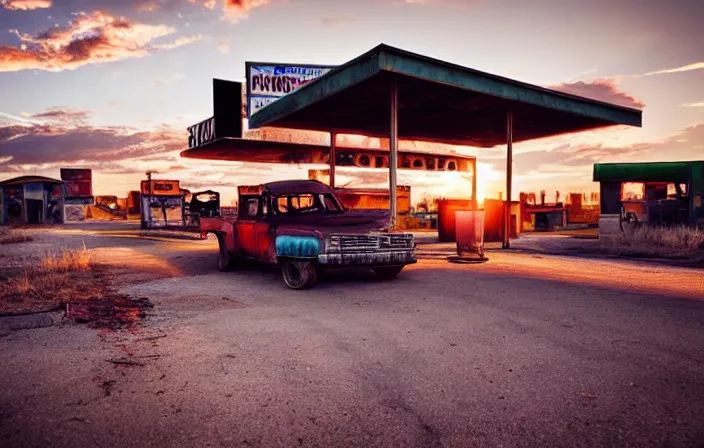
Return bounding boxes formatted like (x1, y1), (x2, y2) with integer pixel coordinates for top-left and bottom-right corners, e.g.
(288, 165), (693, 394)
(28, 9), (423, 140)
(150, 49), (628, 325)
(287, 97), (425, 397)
(550, 79), (645, 109)
(0, 116), (184, 166)
(31, 107), (92, 125)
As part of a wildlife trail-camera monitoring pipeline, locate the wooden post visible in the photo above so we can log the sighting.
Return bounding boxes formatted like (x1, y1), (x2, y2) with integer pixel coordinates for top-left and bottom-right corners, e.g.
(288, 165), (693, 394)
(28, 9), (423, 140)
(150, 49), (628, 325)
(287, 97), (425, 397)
(389, 81), (399, 231)
(329, 131), (336, 189)
(503, 110), (513, 249)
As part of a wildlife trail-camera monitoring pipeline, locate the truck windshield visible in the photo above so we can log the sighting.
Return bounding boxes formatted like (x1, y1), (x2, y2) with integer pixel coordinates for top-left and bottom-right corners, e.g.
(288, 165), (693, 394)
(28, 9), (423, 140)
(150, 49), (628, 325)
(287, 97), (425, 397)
(274, 193), (342, 215)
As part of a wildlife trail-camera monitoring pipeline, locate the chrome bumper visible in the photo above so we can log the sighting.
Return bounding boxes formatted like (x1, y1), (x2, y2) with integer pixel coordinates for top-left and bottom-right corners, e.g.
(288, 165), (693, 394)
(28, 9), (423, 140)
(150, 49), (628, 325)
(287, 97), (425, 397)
(317, 250), (417, 267)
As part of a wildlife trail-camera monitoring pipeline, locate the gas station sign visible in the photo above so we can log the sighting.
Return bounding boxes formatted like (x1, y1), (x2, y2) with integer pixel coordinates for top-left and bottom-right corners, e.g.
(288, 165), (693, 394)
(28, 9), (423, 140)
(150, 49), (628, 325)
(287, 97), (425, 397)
(140, 180), (181, 196)
(245, 63), (336, 118)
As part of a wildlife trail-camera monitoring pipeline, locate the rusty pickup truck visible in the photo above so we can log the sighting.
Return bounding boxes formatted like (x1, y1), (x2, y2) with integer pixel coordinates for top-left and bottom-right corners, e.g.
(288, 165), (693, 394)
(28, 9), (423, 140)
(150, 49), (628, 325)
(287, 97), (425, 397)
(200, 180), (417, 289)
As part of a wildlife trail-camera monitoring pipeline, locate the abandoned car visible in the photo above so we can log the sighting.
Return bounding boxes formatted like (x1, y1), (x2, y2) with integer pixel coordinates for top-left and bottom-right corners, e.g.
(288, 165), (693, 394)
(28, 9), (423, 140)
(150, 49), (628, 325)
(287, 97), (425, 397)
(200, 180), (417, 289)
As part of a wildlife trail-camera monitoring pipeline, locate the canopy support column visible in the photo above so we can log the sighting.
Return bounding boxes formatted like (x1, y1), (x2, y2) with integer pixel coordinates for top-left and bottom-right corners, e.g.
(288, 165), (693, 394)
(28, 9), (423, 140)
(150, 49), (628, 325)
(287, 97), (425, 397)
(503, 110), (513, 249)
(329, 131), (336, 189)
(389, 81), (399, 231)
(472, 160), (477, 208)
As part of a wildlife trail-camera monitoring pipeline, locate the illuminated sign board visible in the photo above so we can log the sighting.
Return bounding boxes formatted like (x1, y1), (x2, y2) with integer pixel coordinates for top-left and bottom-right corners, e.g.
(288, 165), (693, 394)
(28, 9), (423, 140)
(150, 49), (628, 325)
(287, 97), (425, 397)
(245, 63), (336, 118)
(141, 180), (181, 197)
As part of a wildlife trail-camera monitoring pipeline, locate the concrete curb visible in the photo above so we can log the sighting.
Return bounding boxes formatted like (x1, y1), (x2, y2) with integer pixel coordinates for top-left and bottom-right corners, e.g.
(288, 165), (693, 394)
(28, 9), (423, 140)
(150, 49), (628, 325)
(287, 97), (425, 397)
(0, 311), (58, 336)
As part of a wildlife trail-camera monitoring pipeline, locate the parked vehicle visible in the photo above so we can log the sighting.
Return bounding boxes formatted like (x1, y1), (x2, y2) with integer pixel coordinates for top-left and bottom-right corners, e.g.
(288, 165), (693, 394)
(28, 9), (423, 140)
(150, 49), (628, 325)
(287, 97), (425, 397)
(200, 180), (417, 289)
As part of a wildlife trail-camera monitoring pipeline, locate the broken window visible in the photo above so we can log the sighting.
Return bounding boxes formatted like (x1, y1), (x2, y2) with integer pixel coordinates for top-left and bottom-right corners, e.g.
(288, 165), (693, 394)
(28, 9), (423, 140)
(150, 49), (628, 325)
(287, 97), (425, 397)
(274, 194), (342, 215)
(621, 182), (644, 201)
(245, 198), (259, 217)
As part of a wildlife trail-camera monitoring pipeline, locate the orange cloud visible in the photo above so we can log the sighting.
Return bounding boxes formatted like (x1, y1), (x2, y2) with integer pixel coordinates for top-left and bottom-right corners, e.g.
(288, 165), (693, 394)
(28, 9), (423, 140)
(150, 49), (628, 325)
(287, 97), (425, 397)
(0, 11), (202, 73)
(222, 0), (268, 22)
(1, 0), (51, 10)
(140, 0), (267, 21)
(549, 78), (645, 109)
(216, 38), (231, 54)
(321, 16), (355, 27)
(135, 1), (162, 12)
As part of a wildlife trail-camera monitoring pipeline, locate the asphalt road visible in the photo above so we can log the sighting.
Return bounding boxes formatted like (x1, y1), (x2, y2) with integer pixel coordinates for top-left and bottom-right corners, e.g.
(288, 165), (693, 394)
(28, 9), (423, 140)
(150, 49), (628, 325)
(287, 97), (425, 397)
(1, 226), (703, 447)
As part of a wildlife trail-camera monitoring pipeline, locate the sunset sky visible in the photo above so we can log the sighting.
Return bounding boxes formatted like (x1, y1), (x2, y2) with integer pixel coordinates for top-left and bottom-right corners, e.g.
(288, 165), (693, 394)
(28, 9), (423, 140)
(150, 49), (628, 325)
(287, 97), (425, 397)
(1, 0), (703, 205)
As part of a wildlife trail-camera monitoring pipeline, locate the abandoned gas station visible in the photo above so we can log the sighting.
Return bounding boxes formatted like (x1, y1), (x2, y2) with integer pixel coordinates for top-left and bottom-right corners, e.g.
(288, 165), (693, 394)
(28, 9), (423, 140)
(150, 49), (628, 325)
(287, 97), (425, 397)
(182, 44), (643, 249)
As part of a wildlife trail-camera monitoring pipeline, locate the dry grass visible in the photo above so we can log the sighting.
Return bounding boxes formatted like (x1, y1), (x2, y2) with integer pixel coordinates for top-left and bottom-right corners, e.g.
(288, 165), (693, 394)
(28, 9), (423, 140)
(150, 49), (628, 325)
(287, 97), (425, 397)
(0, 243), (104, 315)
(40, 243), (92, 272)
(0, 228), (33, 245)
(601, 225), (704, 259)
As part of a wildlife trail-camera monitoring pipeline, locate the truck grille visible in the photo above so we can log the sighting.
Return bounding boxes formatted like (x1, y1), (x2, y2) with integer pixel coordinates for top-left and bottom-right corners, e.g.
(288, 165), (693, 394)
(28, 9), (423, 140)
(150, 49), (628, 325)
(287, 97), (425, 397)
(329, 234), (414, 253)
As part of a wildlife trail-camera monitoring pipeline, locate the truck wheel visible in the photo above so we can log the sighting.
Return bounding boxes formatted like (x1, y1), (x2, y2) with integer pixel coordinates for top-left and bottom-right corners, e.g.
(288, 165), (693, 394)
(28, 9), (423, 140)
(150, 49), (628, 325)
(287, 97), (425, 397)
(373, 265), (404, 281)
(217, 234), (234, 272)
(282, 260), (318, 290)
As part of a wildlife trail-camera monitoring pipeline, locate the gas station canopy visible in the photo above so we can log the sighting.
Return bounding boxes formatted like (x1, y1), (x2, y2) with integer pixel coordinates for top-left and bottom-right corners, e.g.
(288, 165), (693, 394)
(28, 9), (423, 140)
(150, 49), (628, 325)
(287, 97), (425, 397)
(248, 44), (642, 146)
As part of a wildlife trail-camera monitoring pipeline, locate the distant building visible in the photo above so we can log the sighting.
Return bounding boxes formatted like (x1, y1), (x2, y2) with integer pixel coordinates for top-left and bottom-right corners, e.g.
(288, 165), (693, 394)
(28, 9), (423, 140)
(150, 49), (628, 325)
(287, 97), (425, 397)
(0, 176), (66, 225)
(593, 161), (704, 235)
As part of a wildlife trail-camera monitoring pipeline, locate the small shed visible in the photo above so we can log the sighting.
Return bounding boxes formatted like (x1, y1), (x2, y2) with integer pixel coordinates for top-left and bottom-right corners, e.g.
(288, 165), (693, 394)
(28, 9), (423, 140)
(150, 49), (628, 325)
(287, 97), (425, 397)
(593, 161), (704, 233)
(0, 176), (66, 225)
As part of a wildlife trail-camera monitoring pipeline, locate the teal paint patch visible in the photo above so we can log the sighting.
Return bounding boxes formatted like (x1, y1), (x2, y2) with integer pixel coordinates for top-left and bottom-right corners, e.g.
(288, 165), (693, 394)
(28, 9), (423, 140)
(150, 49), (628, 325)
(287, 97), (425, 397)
(276, 236), (321, 258)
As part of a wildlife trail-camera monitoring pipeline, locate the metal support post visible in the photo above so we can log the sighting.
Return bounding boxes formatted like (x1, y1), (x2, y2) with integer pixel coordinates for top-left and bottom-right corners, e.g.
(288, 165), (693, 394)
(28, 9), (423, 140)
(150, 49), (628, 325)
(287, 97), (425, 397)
(503, 110), (513, 249)
(329, 131), (336, 189)
(389, 81), (399, 231)
(471, 159), (478, 209)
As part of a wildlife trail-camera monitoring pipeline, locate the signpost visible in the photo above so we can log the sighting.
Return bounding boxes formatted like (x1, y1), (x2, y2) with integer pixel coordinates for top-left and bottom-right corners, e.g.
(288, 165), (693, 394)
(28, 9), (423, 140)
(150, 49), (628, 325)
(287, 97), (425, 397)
(186, 79), (244, 150)
(60, 168), (93, 202)
(60, 168), (93, 222)
(140, 178), (183, 229)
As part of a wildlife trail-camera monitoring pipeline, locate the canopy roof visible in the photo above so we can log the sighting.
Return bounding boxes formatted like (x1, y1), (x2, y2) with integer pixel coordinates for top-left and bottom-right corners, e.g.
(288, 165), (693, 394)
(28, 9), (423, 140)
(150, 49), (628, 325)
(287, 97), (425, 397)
(249, 44), (643, 147)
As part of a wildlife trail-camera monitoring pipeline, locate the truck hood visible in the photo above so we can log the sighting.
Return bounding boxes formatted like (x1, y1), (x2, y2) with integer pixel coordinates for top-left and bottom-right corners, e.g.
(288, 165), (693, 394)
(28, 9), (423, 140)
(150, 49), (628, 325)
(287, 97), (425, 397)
(275, 209), (390, 234)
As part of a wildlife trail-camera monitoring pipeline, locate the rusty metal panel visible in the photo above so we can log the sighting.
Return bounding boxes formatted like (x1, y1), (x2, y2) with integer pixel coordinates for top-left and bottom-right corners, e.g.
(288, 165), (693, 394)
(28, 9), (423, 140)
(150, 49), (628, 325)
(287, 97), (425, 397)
(437, 199), (475, 243)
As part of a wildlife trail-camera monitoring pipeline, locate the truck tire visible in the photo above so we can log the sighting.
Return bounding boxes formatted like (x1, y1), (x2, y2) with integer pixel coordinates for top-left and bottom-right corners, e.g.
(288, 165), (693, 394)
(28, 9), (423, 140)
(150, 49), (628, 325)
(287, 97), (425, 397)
(281, 260), (318, 290)
(217, 234), (234, 272)
(373, 265), (404, 281)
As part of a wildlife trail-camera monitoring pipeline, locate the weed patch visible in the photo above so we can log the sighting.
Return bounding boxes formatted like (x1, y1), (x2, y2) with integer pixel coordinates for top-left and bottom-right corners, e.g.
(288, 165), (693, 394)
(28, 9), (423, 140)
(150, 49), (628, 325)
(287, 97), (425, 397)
(0, 228), (33, 245)
(0, 244), (103, 315)
(601, 225), (704, 259)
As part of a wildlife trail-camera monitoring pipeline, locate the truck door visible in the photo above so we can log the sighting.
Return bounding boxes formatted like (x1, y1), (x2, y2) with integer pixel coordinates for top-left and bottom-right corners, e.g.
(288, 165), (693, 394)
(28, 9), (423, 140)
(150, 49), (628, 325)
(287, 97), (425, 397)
(236, 195), (272, 262)
(255, 194), (273, 263)
(236, 196), (260, 257)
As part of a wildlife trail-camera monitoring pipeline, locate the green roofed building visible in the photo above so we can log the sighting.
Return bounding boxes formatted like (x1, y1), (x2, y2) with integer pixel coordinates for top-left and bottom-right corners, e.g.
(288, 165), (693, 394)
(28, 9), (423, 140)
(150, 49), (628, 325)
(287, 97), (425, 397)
(593, 161), (704, 235)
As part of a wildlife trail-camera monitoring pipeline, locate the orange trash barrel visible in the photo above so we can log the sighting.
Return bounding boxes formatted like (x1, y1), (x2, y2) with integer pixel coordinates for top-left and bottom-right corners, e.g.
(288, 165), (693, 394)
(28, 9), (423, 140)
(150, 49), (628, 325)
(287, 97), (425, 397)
(437, 199), (475, 242)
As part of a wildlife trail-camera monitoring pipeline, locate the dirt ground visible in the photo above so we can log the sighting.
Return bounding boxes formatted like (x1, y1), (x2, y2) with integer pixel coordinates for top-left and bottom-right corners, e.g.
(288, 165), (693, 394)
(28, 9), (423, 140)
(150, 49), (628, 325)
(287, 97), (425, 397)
(1, 223), (703, 447)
